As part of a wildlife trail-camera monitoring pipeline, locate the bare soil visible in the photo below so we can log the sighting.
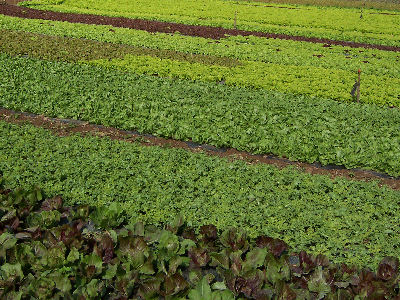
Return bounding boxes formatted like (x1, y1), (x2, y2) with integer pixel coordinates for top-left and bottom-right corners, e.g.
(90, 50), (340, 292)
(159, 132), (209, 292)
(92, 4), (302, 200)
(1, 108), (399, 191)
(0, 3), (399, 52)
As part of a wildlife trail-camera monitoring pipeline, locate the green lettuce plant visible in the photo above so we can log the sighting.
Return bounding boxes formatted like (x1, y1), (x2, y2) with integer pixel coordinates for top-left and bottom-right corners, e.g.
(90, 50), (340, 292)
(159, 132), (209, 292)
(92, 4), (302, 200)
(1, 181), (400, 299)
(1, 121), (400, 269)
(20, 0), (400, 46)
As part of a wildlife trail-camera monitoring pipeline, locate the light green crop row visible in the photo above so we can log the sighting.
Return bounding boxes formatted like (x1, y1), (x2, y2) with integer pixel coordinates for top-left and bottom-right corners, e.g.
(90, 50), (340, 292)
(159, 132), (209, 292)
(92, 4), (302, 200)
(1, 15), (398, 79)
(1, 25), (398, 106)
(21, 0), (400, 46)
(2, 121), (400, 269)
(88, 54), (400, 106)
(236, 0), (400, 11)
(1, 54), (400, 176)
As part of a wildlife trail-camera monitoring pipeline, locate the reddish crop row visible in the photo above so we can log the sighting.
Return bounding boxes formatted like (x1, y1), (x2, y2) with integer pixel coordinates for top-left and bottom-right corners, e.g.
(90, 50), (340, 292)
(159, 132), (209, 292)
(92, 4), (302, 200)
(0, 4), (399, 52)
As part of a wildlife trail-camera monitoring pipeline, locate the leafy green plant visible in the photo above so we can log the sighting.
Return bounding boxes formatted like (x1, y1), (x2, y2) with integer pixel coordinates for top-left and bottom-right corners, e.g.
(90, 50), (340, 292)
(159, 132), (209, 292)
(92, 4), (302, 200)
(1, 28), (399, 106)
(89, 202), (126, 229)
(0, 28), (241, 67)
(1, 54), (399, 176)
(89, 54), (400, 106)
(1, 121), (400, 269)
(1, 17), (398, 79)
(20, 0), (400, 46)
(1, 181), (400, 299)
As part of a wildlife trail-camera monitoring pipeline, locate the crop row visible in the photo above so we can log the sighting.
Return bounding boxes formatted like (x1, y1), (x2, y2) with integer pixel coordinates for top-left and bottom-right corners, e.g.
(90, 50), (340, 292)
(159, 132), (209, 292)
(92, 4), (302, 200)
(1, 54), (400, 176)
(21, 0), (400, 46)
(2, 182), (400, 299)
(90, 54), (400, 107)
(243, 0), (400, 10)
(1, 15), (398, 79)
(0, 29), (241, 67)
(2, 120), (400, 269)
(2, 29), (399, 106)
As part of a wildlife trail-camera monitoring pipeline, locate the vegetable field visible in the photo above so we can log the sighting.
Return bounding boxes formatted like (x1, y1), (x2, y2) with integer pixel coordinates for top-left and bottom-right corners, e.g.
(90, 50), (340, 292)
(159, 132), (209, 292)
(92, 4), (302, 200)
(20, 0), (400, 45)
(1, 0), (400, 298)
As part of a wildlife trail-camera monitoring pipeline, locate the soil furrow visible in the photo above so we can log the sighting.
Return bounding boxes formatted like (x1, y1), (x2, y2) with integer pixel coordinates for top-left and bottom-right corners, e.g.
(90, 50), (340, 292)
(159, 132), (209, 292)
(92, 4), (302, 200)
(1, 107), (399, 190)
(0, 3), (399, 52)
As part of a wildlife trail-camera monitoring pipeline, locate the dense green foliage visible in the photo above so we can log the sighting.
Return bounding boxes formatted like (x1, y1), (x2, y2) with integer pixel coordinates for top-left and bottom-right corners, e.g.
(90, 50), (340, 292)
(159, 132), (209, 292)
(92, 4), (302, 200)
(1, 15), (399, 79)
(2, 0), (400, 290)
(3, 16), (399, 106)
(2, 28), (399, 106)
(21, 0), (400, 46)
(242, 0), (400, 10)
(1, 121), (400, 269)
(0, 29), (241, 67)
(90, 54), (400, 106)
(2, 183), (400, 299)
(1, 54), (400, 176)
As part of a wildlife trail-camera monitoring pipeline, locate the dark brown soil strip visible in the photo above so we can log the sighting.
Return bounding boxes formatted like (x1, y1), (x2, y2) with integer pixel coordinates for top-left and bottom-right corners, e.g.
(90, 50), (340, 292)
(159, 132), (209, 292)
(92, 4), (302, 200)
(1, 4), (399, 52)
(1, 108), (399, 190)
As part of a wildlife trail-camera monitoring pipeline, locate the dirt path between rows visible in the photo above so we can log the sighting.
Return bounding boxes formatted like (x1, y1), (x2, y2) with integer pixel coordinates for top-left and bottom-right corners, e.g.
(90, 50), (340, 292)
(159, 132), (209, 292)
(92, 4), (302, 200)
(1, 108), (399, 190)
(1, 3), (399, 52)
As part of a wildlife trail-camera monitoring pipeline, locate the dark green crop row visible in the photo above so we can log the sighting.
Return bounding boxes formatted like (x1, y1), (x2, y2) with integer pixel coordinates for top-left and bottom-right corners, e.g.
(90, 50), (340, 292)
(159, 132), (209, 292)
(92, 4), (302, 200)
(21, 0), (400, 46)
(1, 15), (399, 79)
(2, 28), (399, 106)
(1, 54), (399, 176)
(89, 54), (400, 106)
(1, 120), (400, 269)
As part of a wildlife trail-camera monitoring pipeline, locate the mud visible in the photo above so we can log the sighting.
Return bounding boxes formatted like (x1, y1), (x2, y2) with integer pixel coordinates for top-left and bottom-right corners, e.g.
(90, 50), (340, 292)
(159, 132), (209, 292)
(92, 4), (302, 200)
(1, 108), (399, 190)
(0, 3), (399, 52)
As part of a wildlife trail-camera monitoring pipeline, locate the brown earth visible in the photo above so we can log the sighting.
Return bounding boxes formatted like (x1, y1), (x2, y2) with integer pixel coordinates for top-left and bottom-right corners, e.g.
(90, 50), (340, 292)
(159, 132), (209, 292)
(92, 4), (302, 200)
(0, 3), (399, 52)
(1, 108), (399, 191)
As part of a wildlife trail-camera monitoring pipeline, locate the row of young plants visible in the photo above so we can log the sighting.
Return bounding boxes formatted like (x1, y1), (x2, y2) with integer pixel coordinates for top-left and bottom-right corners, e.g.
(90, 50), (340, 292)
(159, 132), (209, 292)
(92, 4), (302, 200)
(1, 121), (400, 269)
(1, 54), (400, 176)
(20, 0), (400, 46)
(89, 53), (400, 106)
(237, 0), (400, 10)
(2, 180), (400, 299)
(1, 29), (399, 106)
(1, 14), (399, 79)
(0, 29), (242, 67)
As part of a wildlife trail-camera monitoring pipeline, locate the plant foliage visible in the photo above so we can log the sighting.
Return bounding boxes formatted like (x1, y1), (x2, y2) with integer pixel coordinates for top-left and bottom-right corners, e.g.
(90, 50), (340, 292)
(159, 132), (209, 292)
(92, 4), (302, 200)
(20, 0), (400, 46)
(1, 16), (398, 79)
(1, 28), (399, 106)
(0, 29), (240, 67)
(1, 54), (400, 176)
(1, 181), (400, 299)
(1, 121), (400, 269)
